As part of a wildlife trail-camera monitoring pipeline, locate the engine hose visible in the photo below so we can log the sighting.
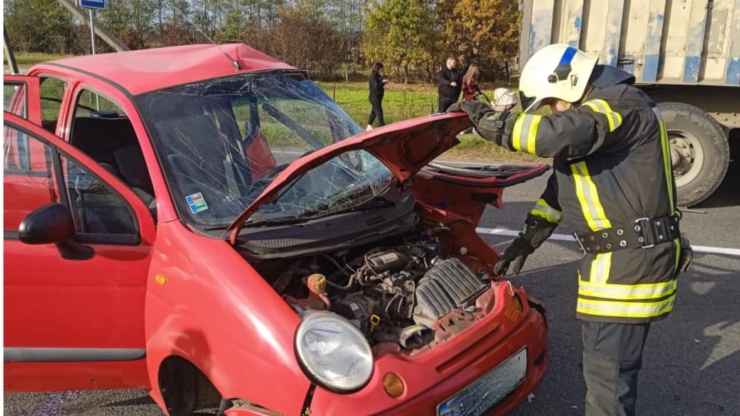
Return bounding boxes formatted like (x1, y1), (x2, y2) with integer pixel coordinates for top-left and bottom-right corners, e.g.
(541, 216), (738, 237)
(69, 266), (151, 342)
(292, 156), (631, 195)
(325, 274), (355, 290)
(322, 254), (355, 274)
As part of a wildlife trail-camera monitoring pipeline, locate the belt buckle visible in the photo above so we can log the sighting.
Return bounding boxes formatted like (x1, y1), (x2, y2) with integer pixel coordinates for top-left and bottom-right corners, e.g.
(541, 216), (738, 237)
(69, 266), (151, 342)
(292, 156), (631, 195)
(573, 232), (587, 256)
(634, 217), (655, 249)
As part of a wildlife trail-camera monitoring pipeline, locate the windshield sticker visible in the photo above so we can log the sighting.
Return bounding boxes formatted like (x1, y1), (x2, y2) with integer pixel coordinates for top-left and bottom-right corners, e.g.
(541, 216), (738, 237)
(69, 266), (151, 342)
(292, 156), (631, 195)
(186, 192), (209, 214)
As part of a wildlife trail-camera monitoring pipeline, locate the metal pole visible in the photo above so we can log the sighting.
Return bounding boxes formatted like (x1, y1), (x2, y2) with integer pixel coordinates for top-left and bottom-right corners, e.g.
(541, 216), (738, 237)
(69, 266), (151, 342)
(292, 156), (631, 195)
(89, 8), (100, 111)
(89, 9), (96, 55)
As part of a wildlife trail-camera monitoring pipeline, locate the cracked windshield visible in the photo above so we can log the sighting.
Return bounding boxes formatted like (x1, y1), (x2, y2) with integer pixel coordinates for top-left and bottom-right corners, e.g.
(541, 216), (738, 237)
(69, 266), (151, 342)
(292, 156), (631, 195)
(133, 72), (396, 229)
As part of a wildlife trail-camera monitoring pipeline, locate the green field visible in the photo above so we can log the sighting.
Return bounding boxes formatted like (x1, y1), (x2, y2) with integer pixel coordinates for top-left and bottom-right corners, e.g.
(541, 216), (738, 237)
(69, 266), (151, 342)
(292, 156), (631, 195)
(314, 81), (544, 161)
(5, 52), (546, 163)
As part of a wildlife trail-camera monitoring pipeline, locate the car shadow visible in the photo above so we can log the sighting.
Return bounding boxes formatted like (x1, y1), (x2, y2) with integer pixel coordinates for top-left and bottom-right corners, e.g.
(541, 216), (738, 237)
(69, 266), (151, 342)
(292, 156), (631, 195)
(103, 395), (155, 407)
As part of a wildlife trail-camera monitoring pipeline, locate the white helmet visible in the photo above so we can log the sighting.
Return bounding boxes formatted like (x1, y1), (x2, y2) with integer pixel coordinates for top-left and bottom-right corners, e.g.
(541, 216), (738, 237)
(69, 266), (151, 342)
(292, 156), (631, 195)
(518, 44), (599, 113)
(492, 88), (517, 111)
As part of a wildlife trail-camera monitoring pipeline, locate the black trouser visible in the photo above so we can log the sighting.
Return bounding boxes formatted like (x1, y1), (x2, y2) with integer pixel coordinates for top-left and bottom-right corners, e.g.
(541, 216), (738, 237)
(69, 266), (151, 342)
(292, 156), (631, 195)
(438, 96), (457, 113)
(368, 97), (385, 126)
(582, 321), (651, 416)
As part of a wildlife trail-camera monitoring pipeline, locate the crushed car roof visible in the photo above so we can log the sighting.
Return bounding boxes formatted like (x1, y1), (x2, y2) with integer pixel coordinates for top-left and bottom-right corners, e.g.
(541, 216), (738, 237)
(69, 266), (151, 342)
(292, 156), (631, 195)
(40, 43), (298, 96)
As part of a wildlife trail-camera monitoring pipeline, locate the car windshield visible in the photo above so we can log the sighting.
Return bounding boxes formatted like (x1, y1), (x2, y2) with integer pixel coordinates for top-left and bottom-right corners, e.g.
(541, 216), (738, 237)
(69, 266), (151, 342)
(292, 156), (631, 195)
(132, 72), (396, 229)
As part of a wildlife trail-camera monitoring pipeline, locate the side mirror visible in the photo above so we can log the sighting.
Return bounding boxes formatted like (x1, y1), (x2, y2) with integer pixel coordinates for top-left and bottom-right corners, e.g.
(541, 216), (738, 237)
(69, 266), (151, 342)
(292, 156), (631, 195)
(18, 203), (94, 260)
(19, 203), (74, 245)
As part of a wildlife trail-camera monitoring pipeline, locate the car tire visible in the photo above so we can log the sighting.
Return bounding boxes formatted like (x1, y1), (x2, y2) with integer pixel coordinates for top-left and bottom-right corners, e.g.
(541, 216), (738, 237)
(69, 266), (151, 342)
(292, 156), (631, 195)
(658, 102), (730, 207)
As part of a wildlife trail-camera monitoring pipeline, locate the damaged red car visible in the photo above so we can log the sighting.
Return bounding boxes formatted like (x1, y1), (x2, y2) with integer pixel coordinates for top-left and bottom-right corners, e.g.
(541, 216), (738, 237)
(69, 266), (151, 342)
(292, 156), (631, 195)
(3, 44), (549, 416)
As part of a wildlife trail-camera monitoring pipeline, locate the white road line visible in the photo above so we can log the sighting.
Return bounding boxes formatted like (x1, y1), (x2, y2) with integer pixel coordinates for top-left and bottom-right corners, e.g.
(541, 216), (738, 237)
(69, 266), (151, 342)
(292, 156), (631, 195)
(475, 227), (740, 256)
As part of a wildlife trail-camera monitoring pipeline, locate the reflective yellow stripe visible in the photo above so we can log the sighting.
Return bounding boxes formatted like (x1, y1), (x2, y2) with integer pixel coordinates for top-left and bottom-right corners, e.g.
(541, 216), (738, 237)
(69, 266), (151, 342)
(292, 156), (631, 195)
(512, 115), (525, 151)
(674, 237), (681, 271)
(588, 252), (611, 284)
(570, 161), (612, 231)
(579, 279), (677, 301)
(511, 114), (542, 154)
(659, 119), (675, 213)
(577, 294), (675, 318)
(530, 198), (562, 223)
(583, 99), (623, 132)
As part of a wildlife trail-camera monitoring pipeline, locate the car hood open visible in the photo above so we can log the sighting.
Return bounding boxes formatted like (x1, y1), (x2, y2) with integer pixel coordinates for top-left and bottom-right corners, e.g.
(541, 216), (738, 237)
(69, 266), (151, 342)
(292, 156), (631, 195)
(224, 113), (472, 243)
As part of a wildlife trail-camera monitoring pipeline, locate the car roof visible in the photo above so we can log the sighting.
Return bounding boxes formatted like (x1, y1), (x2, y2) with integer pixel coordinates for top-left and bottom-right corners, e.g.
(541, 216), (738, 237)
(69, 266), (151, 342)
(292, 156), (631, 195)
(39, 43), (299, 97)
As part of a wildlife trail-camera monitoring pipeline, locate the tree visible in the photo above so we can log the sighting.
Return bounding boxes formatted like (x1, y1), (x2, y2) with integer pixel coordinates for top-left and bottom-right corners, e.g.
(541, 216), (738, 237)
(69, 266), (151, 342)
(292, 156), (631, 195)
(4, 0), (77, 54)
(266, 6), (344, 78)
(437, 0), (520, 79)
(362, 0), (439, 83)
(97, 0), (157, 50)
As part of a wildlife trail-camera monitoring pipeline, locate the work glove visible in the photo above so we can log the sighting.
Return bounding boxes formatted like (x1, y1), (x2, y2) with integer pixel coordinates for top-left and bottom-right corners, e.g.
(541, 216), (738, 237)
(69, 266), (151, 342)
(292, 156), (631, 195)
(493, 237), (535, 276)
(494, 214), (559, 276)
(448, 100), (517, 148)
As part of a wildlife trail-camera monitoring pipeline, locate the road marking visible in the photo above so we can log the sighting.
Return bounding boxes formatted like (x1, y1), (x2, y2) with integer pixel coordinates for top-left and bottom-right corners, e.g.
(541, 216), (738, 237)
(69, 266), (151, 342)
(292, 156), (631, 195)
(475, 227), (740, 256)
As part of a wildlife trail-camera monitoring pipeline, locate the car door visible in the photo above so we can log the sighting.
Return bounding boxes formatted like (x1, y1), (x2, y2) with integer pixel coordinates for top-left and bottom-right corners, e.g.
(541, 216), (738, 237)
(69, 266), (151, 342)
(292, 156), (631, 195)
(413, 162), (551, 226)
(4, 75), (48, 229)
(3, 113), (156, 392)
(3, 75), (42, 124)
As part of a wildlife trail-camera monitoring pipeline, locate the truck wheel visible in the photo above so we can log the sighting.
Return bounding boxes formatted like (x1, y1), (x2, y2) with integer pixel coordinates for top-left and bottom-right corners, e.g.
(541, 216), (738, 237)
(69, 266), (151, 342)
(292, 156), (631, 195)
(658, 102), (730, 207)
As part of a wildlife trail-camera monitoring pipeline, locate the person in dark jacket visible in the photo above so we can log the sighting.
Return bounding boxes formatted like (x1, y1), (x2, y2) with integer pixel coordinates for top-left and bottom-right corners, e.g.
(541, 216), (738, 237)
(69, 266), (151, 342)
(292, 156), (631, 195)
(437, 57), (462, 113)
(448, 44), (692, 416)
(367, 62), (388, 131)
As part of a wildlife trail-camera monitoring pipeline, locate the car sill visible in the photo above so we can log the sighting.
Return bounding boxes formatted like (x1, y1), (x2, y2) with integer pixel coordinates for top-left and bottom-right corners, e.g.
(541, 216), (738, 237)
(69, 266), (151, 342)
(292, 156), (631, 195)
(4, 347), (146, 362)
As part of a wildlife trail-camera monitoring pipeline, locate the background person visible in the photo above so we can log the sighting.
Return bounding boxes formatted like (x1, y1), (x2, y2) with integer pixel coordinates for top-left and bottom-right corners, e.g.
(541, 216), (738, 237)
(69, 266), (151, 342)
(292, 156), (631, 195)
(436, 56), (461, 113)
(461, 64), (482, 101)
(367, 62), (388, 131)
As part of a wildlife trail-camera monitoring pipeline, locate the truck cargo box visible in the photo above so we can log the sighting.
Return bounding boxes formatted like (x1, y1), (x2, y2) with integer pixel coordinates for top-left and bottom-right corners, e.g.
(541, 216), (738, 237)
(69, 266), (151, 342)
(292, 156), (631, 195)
(519, 0), (740, 86)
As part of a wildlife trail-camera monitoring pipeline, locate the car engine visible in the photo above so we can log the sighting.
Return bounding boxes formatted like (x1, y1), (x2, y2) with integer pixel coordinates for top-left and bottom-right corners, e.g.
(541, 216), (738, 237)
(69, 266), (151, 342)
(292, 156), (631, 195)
(269, 233), (492, 351)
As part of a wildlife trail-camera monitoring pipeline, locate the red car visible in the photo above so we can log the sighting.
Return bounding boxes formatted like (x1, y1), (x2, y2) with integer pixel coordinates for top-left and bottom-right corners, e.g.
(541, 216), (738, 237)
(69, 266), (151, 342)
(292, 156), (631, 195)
(3, 44), (550, 416)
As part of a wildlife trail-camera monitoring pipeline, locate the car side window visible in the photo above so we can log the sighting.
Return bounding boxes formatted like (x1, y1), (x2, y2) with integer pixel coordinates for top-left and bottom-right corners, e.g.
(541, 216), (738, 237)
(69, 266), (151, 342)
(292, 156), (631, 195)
(69, 88), (156, 210)
(3, 122), (139, 243)
(3, 123), (54, 232)
(3, 83), (27, 117)
(39, 77), (67, 132)
(61, 154), (139, 241)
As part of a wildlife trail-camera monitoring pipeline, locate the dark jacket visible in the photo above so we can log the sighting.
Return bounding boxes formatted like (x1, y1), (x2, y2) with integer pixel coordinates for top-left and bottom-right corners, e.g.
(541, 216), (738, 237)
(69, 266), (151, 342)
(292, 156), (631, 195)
(466, 84), (682, 324)
(437, 67), (461, 100)
(369, 73), (385, 100)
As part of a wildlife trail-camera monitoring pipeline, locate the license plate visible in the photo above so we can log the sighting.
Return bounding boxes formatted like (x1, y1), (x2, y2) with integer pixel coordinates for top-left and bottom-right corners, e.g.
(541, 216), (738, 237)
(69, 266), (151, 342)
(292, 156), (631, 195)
(437, 348), (528, 416)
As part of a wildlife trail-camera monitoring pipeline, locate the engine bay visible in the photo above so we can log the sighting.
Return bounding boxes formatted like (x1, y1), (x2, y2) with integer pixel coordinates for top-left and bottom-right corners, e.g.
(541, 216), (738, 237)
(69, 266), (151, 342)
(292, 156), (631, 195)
(252, 228), (497, 354)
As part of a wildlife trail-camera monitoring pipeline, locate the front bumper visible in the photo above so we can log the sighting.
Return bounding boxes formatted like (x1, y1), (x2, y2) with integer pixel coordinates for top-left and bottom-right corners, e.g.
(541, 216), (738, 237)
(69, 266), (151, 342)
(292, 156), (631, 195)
(308, 283), (549, 416)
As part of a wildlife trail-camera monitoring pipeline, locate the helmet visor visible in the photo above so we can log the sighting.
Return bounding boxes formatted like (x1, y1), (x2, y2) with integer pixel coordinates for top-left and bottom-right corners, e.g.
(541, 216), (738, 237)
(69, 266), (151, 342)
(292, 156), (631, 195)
(518, 90), (542, 114)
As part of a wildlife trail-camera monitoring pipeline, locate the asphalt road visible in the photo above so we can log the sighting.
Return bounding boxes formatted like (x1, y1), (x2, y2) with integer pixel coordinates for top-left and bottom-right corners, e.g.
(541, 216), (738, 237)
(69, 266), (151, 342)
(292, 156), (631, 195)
(5, 162), (739, 416)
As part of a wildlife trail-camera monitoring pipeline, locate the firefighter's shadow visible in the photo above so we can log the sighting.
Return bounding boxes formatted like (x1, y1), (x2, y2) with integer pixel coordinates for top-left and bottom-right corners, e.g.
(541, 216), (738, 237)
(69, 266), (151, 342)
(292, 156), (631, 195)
(649, 254), (740, 412)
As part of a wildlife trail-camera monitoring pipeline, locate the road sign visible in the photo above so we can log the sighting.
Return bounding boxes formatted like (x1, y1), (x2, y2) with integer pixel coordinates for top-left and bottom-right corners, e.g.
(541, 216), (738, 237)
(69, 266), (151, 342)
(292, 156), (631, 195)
(80, 0), (105, 9)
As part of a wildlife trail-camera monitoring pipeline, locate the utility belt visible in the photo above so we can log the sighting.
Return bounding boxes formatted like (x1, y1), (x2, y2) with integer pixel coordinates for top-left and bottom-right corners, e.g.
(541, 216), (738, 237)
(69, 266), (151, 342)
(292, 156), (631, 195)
(573, 213), (693, 275)
(574, 214), (681, 254)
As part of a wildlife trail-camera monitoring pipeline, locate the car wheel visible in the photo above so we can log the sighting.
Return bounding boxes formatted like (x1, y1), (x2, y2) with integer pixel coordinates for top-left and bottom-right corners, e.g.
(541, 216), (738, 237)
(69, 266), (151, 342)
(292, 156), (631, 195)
(658, 102), (730, 207)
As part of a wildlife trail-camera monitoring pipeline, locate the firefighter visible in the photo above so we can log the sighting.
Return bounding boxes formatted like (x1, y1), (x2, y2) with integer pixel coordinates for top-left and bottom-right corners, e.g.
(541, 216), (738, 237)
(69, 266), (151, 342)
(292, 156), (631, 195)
(448, 44), (692, 416)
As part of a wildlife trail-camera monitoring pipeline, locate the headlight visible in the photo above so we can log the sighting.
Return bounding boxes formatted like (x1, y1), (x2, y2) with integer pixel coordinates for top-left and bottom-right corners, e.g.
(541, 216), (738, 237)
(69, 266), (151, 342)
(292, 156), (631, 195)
(294, 310), (374, 393)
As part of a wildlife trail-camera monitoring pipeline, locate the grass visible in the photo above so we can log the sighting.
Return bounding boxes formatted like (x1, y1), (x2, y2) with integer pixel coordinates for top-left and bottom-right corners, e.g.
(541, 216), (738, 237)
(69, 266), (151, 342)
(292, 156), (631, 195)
(14, 52), (72, 66)
(4, 52), (73, 74)
(5, 52), (547, 163)
(316, 81), (546, 163)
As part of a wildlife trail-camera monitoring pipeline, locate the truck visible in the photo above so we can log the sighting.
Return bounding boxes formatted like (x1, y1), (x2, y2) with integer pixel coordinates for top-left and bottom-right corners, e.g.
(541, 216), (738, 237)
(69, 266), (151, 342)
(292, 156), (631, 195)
(518, 0), (740, 207)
